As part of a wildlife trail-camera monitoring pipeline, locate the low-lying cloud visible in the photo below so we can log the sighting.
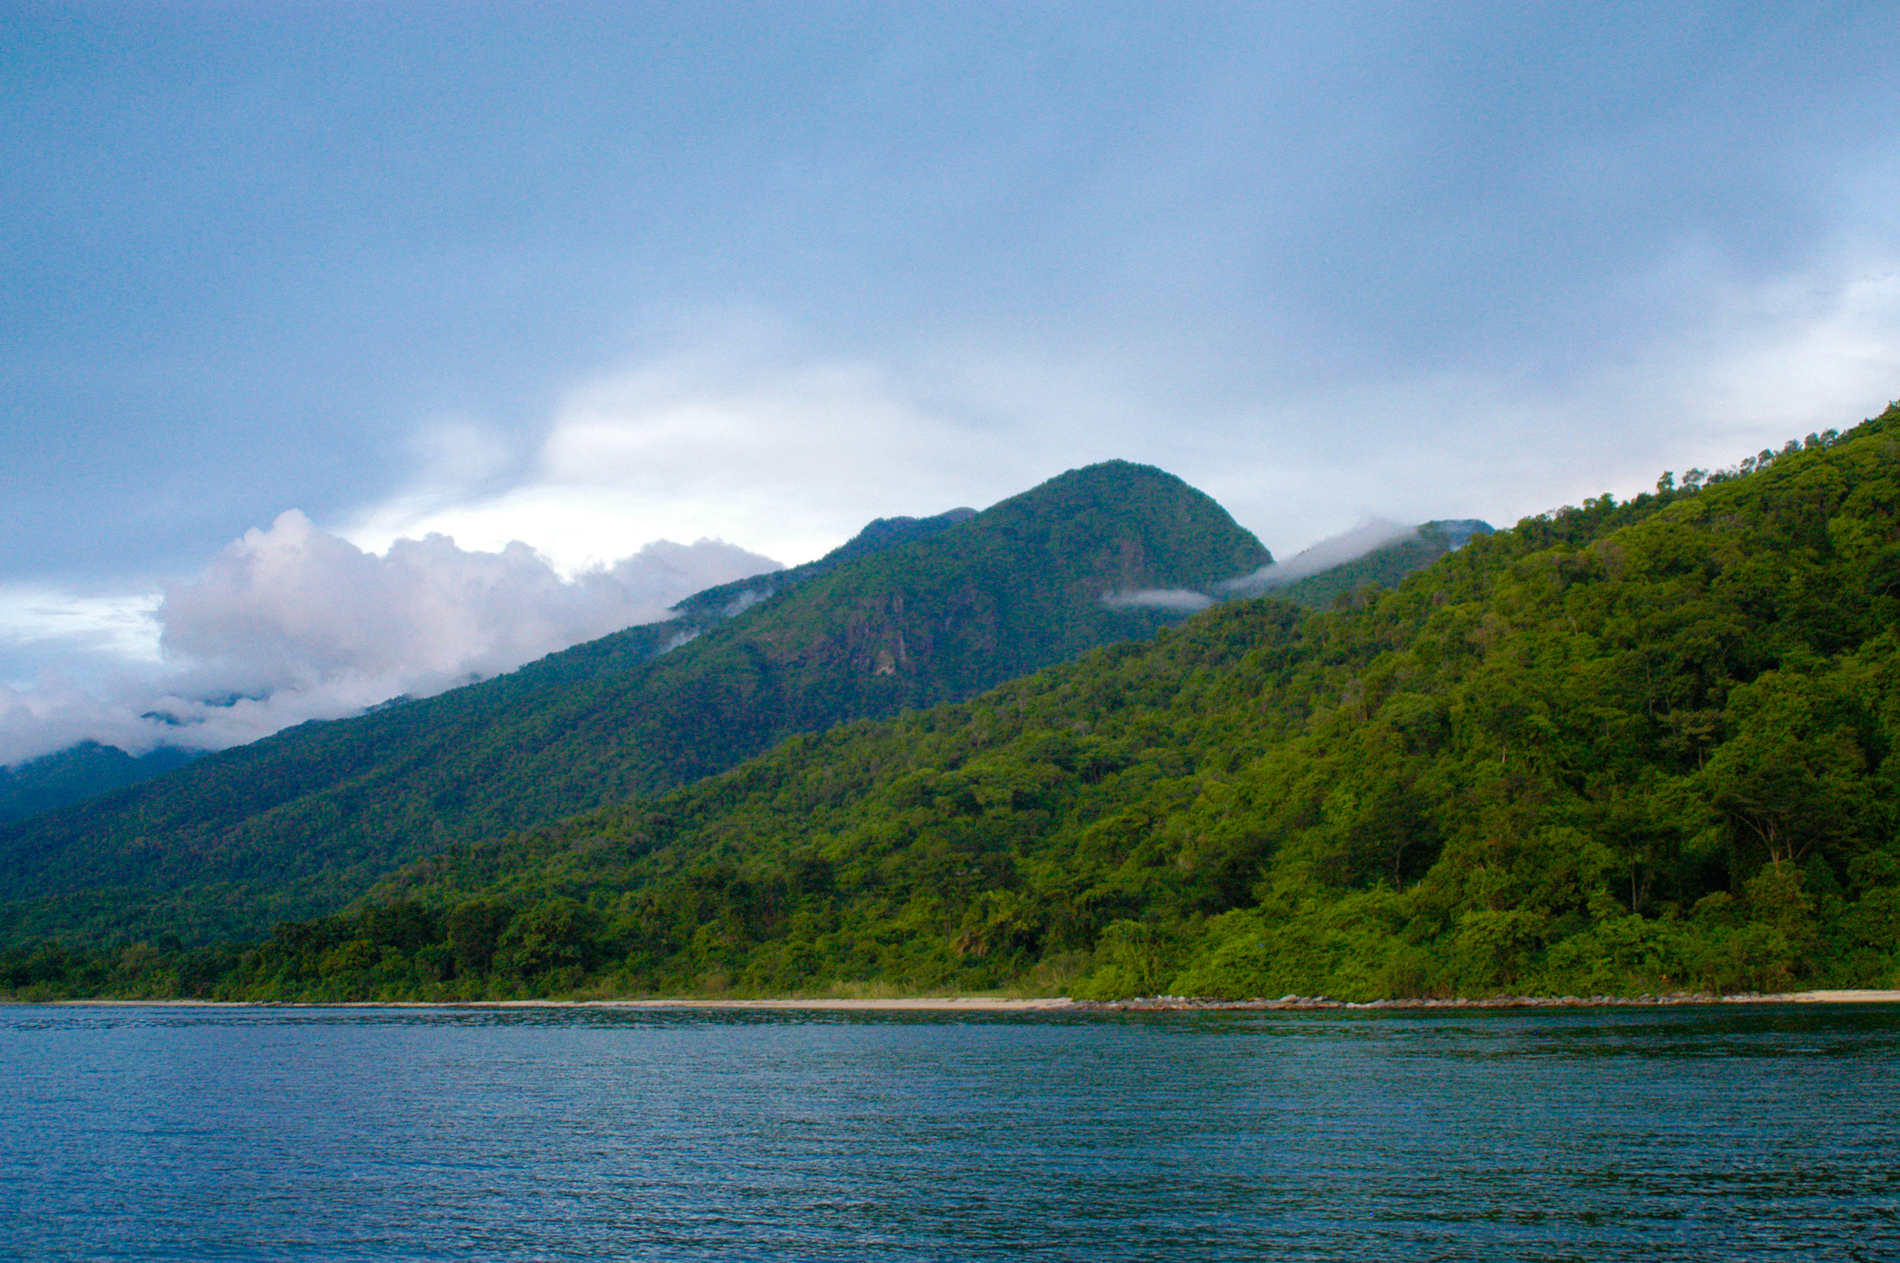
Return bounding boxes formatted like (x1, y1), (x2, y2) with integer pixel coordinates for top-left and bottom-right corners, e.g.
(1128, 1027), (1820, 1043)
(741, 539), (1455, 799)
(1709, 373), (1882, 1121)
(1102, 519), (1421, 614)
(1220, 518), (1415, 596)
(0, 514), (778, 768)
(1102, 588), (1217, 613)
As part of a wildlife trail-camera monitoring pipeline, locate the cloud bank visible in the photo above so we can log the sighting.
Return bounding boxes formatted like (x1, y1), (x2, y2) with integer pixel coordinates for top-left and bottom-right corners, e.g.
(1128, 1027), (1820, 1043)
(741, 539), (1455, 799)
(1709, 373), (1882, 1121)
(343, 341), (1021, 574)
(0, 515), (778, 768)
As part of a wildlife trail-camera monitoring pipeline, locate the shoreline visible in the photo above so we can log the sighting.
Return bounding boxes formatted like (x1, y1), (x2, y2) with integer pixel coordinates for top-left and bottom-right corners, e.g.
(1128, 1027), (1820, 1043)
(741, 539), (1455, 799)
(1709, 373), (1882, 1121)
(37, 988), (1900, 1011)
(45, 995), (1077, 1012)
(1092, 987), (1900, 1011)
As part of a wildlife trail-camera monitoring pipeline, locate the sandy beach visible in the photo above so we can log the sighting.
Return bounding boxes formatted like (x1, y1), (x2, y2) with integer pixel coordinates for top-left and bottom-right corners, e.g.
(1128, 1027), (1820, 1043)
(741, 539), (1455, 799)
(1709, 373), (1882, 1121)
(44, 1002), (1079, 1010)
(1725, 989), (1900, 1005)
(493, 996), (1079, 1012)
(43, 990), (1900, 1010)
(1094, 989), (1900, 1011)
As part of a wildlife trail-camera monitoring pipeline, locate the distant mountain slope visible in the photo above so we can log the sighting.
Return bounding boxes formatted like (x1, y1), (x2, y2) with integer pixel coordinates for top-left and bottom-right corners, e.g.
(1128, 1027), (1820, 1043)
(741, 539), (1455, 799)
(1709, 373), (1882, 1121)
(172, 409), (1900, 1005)
(0, 743), (198, 824)
(0, 461), (1266, 948)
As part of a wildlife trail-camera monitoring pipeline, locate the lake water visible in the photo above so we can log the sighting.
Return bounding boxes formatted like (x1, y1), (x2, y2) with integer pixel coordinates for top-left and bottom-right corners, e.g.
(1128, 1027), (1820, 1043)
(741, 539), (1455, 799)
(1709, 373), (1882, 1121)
(3, 1003), (1897, 1261)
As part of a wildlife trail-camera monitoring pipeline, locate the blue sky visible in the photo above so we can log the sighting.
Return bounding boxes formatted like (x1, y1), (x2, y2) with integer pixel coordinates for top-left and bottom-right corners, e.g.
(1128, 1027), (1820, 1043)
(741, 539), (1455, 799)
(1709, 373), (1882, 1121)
(3, 1), (1898, 761)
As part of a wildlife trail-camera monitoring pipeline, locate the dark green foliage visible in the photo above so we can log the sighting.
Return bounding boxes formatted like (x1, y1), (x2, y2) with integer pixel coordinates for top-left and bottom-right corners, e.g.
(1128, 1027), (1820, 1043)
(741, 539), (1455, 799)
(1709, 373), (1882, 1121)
(0, 463), (1266, 950)
(0, 742), (197, 823)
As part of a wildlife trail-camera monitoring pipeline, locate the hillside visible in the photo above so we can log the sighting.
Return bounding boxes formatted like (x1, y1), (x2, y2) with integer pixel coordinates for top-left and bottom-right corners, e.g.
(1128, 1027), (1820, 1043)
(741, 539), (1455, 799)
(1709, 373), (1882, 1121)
(105, 406), (1897, 1004)
(0, 743), (199, 825)
(0, 462), (1267, 948)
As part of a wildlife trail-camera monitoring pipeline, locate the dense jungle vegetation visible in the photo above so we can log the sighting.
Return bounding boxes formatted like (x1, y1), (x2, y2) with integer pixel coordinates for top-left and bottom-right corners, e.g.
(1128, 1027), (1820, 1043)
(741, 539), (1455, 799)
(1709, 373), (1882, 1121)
(8, 407), (1896, 1003)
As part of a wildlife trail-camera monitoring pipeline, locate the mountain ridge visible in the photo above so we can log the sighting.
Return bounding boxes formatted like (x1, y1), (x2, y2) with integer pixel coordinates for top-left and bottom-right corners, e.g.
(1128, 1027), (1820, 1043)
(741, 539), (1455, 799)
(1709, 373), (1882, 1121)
(0, 459), (1268, 948)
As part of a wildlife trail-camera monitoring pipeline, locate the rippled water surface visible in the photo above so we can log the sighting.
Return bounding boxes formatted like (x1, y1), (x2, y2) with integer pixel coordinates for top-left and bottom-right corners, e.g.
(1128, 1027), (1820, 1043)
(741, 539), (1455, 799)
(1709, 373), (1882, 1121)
(3, 1003), (1897, 1261)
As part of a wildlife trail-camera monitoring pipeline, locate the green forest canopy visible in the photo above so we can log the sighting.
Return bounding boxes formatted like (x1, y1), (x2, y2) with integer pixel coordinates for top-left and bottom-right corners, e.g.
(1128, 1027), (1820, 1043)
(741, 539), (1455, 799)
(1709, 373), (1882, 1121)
(8, 409), (1898, 1002)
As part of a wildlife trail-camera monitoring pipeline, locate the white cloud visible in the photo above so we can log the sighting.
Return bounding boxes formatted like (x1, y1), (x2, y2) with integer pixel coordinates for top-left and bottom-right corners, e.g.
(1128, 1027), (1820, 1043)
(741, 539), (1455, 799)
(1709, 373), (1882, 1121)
(0, 588), (162, 674)
(343, 346), (1016, 573)
(0, 676), (165, 768)
(159, 510), (775, 692)
(1101, 588), (1216, 613)
(0, 515), (779, 768)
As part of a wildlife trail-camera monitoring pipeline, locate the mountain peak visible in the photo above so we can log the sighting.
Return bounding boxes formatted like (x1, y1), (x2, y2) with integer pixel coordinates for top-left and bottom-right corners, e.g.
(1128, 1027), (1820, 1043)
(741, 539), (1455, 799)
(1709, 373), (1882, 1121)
(979, 460), (1271, 587)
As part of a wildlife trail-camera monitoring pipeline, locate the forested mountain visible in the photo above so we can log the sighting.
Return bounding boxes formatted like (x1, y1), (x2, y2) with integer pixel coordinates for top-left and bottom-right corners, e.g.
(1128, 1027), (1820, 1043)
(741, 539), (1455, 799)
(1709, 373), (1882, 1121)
(0, 508), (1469, 832)
(0, 509), (980, 827)
(0, 462), (1267, 949)
(85, 405), (1893, 1005)
(0, 743), (198, 825)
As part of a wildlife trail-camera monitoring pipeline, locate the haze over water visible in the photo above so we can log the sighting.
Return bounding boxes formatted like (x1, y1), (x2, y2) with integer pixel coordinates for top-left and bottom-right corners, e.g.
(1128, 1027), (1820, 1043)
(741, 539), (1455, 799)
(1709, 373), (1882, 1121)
(4, 1004), (1896, 1261)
